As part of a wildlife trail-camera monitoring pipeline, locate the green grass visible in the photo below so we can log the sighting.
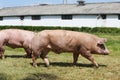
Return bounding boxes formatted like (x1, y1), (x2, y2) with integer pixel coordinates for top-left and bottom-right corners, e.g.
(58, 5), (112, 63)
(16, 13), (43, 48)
(0, 33), (120, 80)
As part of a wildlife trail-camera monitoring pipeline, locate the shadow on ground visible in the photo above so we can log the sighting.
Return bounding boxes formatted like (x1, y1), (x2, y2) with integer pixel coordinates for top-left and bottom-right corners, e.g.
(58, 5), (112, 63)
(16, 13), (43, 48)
(34, 62), (107, 68)
(5, 55), (24, 58)
(23, 73), (60, 80)
(5, 54), (32, 58)
(5, 55), (107, 68)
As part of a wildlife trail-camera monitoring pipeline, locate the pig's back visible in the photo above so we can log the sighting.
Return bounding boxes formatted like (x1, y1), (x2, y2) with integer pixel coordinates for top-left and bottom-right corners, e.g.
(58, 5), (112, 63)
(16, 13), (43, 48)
(2, 29), (35, 42)
(43, 30), (100, 50)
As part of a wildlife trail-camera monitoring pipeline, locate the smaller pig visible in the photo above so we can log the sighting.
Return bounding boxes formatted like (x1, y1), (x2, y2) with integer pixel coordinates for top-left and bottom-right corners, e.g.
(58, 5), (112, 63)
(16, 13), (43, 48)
(31, 30), (110, 68)
(0, 29), (36, 59)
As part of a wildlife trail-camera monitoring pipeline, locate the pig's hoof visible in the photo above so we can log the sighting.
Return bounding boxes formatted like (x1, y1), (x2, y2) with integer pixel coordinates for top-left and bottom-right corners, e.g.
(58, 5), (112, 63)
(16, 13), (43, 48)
(2, 57), (5, 60)
(33, 65), (38, 68)
(72, 63), (77, 66)
(45, 64), (49, 67)
(94, 65), (99, 68)
(33, 63), (38, 68)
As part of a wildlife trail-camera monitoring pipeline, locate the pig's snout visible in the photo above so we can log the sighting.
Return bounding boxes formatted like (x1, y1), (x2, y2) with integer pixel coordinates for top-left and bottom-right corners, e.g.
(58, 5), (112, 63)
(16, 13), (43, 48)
(103, 49), (110, 55)
(97, 49), (110, 55)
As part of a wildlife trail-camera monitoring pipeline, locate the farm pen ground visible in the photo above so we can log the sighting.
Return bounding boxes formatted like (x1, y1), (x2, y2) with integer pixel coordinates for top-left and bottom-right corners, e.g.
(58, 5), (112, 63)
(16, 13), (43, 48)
(0, 33), (119, 80)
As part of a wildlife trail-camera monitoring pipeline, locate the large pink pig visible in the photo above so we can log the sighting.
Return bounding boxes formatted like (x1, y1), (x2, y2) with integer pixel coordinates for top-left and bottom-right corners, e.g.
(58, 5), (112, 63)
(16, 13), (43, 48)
(31, 30), (110, 68)
(0, 29), (35, 59)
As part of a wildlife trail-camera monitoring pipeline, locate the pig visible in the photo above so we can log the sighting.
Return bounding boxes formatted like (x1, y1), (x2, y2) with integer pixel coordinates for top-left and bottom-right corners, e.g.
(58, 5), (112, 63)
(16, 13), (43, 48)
(31, 30), (110, 68)
(0, 29), (36, 59)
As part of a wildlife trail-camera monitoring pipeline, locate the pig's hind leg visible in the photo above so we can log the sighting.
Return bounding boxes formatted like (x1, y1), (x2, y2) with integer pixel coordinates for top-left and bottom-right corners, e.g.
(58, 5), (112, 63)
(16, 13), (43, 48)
(24, 48), (32, 58)
(0, 47), (5, 60)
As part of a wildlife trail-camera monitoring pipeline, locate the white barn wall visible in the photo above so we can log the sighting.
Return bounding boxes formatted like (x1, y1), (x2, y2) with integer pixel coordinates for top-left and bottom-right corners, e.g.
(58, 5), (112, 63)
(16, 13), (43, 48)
(23, 15), (98, 27)
(23, 16), (32, 26)
(73, 15), (97, 27)
(23, 16), (39, 26)
(0, 17), (21, 26)
(40, 16), (62, 26)
(106, 15), (120, 27)
(0, 15), (120, 27)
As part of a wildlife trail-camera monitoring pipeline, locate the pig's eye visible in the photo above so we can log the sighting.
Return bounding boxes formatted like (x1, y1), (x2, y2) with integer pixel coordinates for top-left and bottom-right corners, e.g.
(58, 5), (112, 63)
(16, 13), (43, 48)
(97, 44), (105, 50)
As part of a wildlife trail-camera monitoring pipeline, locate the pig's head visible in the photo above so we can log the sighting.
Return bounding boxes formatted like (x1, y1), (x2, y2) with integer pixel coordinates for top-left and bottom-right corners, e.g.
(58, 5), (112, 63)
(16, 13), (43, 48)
(92, 38), (110, 55)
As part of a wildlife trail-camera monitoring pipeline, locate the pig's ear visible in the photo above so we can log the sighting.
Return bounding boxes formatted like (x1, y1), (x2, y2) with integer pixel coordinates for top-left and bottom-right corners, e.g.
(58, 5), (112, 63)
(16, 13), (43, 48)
(97, 38), (107, 44)
(101, 38), (107, 42)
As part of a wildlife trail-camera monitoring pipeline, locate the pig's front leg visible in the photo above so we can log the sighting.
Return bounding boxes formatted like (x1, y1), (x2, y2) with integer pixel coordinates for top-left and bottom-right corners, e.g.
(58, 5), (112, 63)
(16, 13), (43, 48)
(32, 48), (41, 67)
(40, 49), (50, 67)
(73, 53), (79, 65)
(80, 47), (99, 68)
(32, 53), (38, 67)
